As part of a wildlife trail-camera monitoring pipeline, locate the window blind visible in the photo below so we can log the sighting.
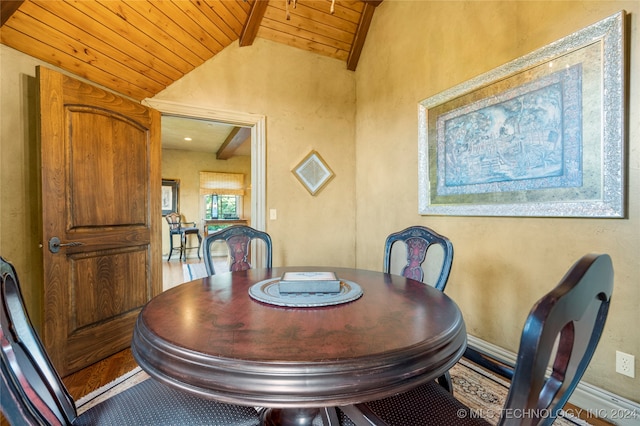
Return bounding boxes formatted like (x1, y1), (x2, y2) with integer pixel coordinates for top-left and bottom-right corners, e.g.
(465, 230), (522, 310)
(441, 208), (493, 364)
(200, 172), (245, 196)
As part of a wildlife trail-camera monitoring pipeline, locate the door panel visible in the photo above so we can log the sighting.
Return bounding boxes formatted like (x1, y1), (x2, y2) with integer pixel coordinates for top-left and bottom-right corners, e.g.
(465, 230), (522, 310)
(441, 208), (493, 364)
(71, 249), (148, 328)
(69, 107), (148, 226)
(39, 66), (161, 376)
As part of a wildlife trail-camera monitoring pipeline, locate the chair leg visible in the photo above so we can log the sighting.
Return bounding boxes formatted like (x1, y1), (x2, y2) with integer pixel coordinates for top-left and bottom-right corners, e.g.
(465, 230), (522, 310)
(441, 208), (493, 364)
(437, 371), (453, 394)
(320, 407), (341, 426)
(180, 231), (203, 261)
(181, 233), (187, 261)
(168, 234), (175, 261)
(338, 405), (381, 426)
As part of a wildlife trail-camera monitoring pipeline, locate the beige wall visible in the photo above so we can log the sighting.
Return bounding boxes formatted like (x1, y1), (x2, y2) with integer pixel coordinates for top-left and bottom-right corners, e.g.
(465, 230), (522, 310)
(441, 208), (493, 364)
(160, 148), (251, 257)
(354, 1), (639, 401)
(152, 38), (358, 268)
(1, 46), (46, 328)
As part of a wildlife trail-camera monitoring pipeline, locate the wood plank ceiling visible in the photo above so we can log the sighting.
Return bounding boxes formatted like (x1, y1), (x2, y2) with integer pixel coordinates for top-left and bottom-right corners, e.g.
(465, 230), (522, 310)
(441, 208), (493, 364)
(1, 0), (381, 101)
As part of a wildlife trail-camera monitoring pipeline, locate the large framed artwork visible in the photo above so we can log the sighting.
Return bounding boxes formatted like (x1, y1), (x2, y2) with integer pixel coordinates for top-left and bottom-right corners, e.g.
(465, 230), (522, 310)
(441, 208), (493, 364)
(161, 179), (179, 216)
(418, 11), (626, 217)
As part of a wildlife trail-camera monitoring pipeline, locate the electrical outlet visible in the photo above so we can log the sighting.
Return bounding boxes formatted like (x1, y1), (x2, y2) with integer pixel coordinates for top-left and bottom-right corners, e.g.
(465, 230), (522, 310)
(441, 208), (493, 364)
(616, 351), (635, 378)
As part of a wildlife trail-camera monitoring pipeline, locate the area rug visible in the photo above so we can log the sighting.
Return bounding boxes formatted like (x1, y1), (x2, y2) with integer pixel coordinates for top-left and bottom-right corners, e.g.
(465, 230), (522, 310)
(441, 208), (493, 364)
(450, 359), (590, 425)
(75, 360), (593, 425)
(182, 262), (208, 282)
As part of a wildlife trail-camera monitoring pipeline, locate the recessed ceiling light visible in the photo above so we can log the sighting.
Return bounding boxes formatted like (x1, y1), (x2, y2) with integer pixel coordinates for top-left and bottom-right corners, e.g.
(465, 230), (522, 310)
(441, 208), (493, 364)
(184, 137), (192, 141)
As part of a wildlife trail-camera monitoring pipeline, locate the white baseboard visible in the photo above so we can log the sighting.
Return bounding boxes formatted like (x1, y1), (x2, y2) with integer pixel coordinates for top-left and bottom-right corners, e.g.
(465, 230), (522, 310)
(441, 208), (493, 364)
(467, 335), (640, 426)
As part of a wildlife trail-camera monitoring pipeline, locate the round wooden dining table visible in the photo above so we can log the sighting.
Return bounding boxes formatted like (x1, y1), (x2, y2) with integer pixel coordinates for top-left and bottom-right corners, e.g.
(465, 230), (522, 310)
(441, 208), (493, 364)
(131, 267), (466, 426)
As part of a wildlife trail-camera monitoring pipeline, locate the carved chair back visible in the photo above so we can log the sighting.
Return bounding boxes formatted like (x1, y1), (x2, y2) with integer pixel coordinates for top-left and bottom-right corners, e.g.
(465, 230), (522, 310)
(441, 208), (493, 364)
(383, 226), (454, 291)
(203, 225), (272, 275)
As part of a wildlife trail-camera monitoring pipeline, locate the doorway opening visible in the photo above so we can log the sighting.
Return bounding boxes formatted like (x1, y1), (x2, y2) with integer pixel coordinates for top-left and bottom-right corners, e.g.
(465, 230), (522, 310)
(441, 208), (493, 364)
(144, 99), (267, 282)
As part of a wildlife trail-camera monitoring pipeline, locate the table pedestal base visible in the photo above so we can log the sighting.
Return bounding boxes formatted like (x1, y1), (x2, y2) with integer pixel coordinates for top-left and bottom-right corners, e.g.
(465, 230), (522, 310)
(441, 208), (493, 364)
(260, 407), (320, 426)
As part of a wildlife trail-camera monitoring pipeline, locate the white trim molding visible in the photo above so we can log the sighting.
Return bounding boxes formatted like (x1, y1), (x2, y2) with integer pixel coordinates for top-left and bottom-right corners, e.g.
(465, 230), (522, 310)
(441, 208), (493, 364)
(467, 335), (640, 426)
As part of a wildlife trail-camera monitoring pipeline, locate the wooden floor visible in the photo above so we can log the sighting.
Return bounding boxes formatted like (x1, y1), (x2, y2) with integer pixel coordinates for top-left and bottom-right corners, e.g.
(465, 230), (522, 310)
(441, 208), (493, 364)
(62, 347), (140, 400)
(4, 256), (614, 426)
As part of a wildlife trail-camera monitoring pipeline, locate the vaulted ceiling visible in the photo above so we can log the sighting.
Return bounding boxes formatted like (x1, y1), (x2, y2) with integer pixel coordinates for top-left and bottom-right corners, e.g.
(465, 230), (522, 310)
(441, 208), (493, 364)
(1, 0), (382, 101)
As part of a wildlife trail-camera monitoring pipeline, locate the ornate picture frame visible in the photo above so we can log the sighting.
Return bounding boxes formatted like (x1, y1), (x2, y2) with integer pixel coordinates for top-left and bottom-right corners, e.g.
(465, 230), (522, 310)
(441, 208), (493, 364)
(418, 11), (626, 217)
(293, 151), (335, 196)
(161, 179), (179, 216)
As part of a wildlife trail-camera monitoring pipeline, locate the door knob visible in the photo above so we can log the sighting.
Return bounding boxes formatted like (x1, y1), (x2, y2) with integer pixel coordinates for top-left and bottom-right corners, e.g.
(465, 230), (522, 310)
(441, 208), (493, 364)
(48, 237), (84, 253)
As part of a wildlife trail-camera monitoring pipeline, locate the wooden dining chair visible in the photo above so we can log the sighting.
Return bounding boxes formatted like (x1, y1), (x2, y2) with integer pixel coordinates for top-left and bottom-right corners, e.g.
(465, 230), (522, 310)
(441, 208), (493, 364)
(383, 225), (455, 392)
(0, 257), (260, 426)
(383, 225), (454, 291)
(339, 253), (614, 426)
(202, 225), (273, 275)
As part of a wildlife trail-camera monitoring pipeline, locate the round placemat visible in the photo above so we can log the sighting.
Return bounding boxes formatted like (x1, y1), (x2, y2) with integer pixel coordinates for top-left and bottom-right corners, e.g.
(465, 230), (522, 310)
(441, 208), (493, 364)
(248, 278), (363, 307)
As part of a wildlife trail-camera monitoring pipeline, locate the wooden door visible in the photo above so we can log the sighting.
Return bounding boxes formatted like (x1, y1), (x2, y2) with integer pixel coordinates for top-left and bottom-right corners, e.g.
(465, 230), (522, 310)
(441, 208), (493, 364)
(38, 67), (162, 376)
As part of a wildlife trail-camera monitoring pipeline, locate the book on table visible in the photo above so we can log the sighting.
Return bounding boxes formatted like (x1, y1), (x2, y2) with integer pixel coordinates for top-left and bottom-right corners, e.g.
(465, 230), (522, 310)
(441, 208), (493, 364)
(278, 271), (341, 294)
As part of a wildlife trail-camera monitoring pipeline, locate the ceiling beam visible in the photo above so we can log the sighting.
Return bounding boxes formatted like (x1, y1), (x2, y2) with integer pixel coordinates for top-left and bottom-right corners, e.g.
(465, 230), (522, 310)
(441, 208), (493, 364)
(217, 127), (251, 160)
(1, 0), (24, 27)
(239, 0), (269, 47)
(347, 0), (382, 71)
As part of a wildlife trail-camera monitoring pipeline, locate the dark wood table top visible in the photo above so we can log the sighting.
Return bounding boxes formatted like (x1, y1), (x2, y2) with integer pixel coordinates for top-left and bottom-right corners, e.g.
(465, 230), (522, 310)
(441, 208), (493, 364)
(132, 266), (466, 409)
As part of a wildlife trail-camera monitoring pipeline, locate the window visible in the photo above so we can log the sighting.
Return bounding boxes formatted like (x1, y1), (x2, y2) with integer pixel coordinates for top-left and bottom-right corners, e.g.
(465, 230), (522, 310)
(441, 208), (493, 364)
(200, 172), (245, 222)
(204, 194), (240, 220)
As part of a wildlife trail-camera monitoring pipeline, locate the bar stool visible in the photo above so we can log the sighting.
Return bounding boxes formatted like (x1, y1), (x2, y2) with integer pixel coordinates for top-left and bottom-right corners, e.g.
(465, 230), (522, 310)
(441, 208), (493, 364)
(165, 212), (202, 261)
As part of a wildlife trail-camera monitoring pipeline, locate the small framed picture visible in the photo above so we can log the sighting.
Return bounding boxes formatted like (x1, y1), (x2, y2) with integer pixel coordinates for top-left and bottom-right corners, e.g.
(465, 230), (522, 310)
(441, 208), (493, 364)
(161, 179), (179, 216)
(292, 151), (335, 196)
